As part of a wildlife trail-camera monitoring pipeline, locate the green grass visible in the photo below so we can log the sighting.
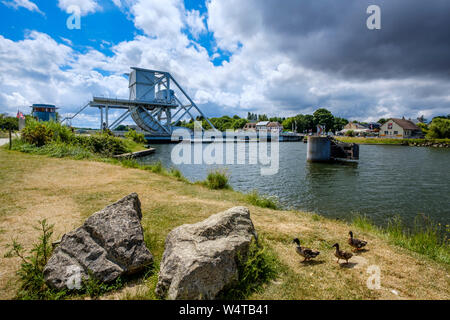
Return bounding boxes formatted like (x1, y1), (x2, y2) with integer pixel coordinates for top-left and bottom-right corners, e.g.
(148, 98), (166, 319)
(199, 169), (232, 190)
(10, 140), (95, 159)
(243, 190), (278, 210)
(219, 238), (280, 299)
(353, 214), (450, 265)
(336, 137), (450, 146)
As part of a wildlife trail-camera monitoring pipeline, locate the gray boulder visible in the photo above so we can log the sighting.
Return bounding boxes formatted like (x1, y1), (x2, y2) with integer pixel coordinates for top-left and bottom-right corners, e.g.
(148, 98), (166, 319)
(44, 193), (153, 290)
(155, 206), (257, 300)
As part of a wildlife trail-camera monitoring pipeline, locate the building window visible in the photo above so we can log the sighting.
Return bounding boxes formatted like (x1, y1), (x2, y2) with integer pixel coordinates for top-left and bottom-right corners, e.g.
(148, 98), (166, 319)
(384, 131), (388, 134)
(394, 131), (398, 134)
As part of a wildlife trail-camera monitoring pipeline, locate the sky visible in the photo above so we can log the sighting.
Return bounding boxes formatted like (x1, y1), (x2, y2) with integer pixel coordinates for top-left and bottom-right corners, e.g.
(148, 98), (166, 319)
(0, 0), (449, 128)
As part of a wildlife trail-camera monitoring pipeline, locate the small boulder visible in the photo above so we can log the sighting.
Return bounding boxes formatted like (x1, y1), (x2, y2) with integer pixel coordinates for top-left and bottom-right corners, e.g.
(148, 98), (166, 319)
(155, 206), (257, 300)
(44, 193), (153, 290)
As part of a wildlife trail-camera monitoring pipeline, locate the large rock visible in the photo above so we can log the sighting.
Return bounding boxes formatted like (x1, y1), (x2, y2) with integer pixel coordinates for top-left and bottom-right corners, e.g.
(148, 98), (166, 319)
(155, 206), (257, 300)
(44, 193), (153, 290)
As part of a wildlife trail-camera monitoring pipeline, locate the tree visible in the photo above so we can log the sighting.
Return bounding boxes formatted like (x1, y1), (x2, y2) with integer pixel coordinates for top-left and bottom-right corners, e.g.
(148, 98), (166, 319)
(333, 117), (349, 132)
(426, 118), (450, 139)
(313, 108), (334, 132)
(115, 125), (129, 131)
(377, 118), (387, 125)
(282, 117), (295, 131)
(258, 114), (268, 121)
(232, 118), (247, 130)
(0, 115), (19, 131)
(416, 122), (428, 135)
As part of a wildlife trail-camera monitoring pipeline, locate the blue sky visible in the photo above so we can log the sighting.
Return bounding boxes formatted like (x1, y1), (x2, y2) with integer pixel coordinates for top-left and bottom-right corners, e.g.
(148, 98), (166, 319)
(0, 0), (449, 128)
(0, 0), (230, 64)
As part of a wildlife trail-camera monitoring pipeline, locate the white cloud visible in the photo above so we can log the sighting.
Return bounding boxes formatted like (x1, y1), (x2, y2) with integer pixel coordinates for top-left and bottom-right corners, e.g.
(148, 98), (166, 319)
(130, 0), (184, 39)
(58, 0), (101, 15)
(111, 0), (122, 8)
(0, 0), (448, 128)
(185, 9), (206, 39)
(2, 0), (44, 15)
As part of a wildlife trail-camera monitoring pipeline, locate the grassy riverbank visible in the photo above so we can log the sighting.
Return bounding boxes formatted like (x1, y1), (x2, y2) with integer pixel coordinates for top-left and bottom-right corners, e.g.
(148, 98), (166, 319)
(335, 136), (450, 146)
(0, 147), (449, 300)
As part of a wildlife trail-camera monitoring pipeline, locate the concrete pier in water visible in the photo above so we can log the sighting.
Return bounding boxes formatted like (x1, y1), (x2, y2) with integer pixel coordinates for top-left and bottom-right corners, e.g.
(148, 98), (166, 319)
(307, 137), (331, 162)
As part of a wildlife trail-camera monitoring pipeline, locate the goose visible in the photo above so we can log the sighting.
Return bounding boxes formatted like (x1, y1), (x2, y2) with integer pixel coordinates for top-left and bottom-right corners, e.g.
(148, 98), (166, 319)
(348, 231), (367, 252)
(332, 243), (353, 264)
(292, 238), (320, 262)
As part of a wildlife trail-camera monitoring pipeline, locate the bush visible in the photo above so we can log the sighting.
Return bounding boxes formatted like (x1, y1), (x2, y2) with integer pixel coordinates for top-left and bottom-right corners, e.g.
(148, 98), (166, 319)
(73, 133), (129, 156)
(244, 190), (278, 209)
(219, 239), (279, 299)
(3, 220), (65, 300)
(202, 169), (231, 190)
(21, 122), (53, 147)
(345, 130), (355, 137)
(426, 118), (450, 139)
(17, 120), (130, 157)
(45, 121), (75, 143)
(125, 129), (146, 144)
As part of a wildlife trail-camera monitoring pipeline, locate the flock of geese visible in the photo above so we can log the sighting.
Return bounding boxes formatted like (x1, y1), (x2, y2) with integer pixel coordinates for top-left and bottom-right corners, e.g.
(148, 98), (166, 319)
(292, 231), (368, 264)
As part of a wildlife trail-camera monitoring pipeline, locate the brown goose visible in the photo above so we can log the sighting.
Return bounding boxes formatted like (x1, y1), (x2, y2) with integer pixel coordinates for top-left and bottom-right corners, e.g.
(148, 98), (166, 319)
(292, 238), (320, 262)
(332, 243), (353, 264)
(348, 231), (367, 252)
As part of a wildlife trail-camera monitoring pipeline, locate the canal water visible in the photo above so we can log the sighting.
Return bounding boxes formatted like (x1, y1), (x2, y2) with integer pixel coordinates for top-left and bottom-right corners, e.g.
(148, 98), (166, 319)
(139, 142), (450, 227)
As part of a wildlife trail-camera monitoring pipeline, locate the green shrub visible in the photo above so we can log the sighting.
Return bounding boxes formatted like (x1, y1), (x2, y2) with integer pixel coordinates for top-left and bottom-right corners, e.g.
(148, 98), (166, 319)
(21, 122), (53, 147)
(244, 190), (278, 209)
(202, 169), (231, 190)
(345, 130), (355, 137)
(426, 118), (450, 139)
(45, 121), (75, 143)
(74, 133), (129, 156)
(125, 129), (146, 144)
(3, 220), (65, 300)
(219, 238), (279, 299)
(82, 273), (123, 299)
(18, 120), (130, 157)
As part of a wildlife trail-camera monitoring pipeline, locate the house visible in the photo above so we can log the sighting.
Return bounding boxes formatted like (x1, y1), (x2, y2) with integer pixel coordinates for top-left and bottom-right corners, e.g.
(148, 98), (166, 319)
(256, 121), (270, 131)
(244, 121), (283, 132)
(340, 122), (370, 135)
(30, 104), (58, 122)
(243, 121), (257, 131)
(267, 121), (283, 133)
(379, 118), (422, 138)
(344, 122), (369, 131)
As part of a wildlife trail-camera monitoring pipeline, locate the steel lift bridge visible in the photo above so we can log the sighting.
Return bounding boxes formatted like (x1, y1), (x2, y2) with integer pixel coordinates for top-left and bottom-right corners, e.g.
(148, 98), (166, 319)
(62, 67), (216, 136)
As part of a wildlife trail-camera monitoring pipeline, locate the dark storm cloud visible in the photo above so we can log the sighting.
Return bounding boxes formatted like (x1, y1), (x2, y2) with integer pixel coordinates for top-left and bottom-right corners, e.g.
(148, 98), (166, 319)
(229, 0), (450, 80)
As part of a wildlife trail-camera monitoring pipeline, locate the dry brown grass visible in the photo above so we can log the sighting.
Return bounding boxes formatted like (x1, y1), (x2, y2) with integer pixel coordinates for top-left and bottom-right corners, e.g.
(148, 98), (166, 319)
(0, 148), (448, 300)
